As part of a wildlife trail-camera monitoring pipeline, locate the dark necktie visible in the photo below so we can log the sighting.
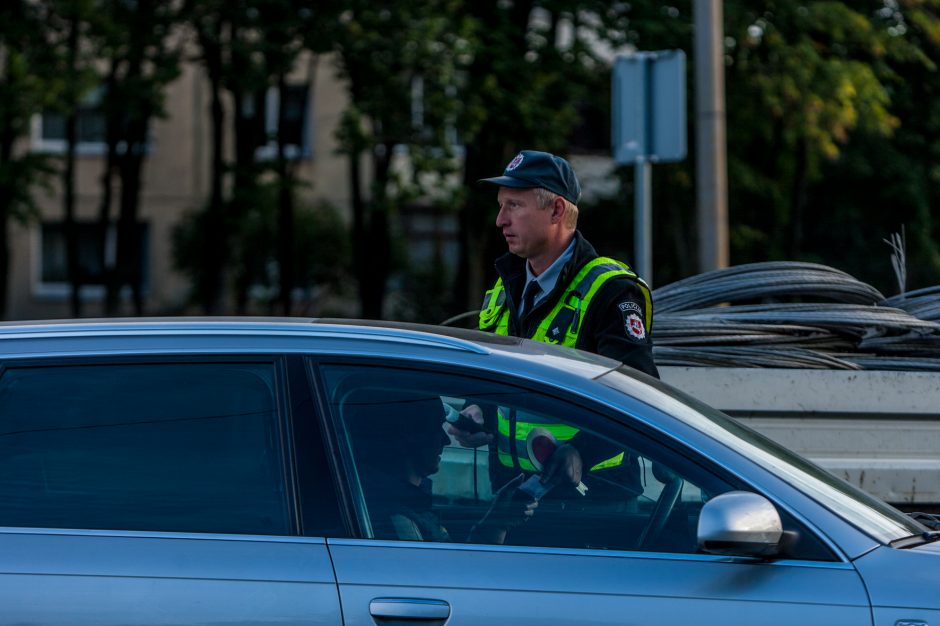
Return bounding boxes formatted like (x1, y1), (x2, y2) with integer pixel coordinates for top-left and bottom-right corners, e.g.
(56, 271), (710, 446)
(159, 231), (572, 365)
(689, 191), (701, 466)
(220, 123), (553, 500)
(521, 281), (541, 317)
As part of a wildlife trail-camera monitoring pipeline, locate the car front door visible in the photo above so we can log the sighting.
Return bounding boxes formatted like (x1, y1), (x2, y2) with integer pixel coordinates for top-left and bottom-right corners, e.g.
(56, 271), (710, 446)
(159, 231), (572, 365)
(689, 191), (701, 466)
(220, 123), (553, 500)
(313, 361), (872, 626)
(0, 356), (342, 626)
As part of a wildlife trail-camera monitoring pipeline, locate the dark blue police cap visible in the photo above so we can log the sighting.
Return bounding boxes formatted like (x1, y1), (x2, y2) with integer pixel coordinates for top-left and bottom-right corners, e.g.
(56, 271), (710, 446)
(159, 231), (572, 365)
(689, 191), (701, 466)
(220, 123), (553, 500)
(479, 150), (581, 204)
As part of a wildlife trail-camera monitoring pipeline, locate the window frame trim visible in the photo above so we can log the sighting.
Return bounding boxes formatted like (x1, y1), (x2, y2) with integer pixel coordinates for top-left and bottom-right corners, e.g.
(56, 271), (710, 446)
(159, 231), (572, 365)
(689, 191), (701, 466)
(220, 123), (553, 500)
(305, 356), (841, 562)
(29, 112), (155, 156)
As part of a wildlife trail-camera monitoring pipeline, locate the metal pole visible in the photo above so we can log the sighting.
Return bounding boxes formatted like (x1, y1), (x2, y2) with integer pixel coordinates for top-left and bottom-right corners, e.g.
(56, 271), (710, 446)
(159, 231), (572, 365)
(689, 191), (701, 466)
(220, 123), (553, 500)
(635, 156), (652, 286)
(694, 0), (729, 271)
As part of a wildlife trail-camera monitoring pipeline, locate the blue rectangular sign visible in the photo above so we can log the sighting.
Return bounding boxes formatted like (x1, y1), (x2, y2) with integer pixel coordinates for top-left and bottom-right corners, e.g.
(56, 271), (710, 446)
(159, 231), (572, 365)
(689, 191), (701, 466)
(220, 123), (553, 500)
(612, 50), (686, 164)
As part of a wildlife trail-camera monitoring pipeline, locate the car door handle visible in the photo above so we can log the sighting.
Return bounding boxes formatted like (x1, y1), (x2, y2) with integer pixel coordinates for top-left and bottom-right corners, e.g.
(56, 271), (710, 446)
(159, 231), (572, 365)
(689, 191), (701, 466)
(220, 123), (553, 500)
(369, 598), (451, 621)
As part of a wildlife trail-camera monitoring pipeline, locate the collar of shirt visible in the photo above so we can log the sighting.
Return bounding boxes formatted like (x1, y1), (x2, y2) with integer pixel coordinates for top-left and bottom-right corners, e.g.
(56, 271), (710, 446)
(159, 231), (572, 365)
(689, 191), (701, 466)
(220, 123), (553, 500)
(524, 237), (577, 310)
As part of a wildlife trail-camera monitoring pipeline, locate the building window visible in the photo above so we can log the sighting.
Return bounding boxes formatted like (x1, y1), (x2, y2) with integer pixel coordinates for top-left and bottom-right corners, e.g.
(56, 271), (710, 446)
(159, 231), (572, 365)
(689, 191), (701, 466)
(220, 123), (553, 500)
(32, 86), (108, 155)
(254, 83), (311, 161)
(399, 204), (459, 272)
(410, 75), (461, 150)
(37, 221), (149, 297)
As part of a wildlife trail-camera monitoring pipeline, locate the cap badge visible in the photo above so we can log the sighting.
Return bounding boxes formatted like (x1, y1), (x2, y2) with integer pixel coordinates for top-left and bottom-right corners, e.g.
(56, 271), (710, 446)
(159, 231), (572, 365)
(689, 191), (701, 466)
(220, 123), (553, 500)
(506, 153), (524, 172)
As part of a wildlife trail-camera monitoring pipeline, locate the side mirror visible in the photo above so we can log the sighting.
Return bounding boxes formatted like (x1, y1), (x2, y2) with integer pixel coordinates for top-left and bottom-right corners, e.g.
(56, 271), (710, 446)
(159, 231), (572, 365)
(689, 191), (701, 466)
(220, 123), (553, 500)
(697, 491), (784, 558)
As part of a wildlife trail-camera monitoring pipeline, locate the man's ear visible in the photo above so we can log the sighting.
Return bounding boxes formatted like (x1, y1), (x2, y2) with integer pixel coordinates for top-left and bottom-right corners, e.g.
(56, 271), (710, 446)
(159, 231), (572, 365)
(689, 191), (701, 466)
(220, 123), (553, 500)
(550, 196), (567, 224)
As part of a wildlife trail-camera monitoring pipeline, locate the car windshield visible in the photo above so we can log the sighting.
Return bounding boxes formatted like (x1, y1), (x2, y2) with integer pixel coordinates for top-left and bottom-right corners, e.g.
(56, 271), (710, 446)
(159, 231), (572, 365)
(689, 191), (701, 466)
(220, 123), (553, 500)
(599, 367), (924, 544)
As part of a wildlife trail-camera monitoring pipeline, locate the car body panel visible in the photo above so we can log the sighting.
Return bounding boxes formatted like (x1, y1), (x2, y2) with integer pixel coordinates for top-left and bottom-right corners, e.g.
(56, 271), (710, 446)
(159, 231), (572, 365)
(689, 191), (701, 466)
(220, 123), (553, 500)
(328, 539), (871, 626)
(0, 318), (935, 624)
(0, 320), (614, 380)
(853, 542), (940, 625)
(0, 529), (340, 625)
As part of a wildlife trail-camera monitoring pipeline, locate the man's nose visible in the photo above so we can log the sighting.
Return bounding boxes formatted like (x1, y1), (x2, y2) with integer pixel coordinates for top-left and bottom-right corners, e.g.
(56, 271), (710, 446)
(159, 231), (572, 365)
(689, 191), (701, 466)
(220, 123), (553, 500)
(495, 206), (508, 226)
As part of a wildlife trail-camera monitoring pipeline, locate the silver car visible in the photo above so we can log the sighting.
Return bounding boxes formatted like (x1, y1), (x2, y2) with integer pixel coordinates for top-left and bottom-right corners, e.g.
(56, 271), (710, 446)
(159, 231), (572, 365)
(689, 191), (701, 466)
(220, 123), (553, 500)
(0, 318), (936, 626)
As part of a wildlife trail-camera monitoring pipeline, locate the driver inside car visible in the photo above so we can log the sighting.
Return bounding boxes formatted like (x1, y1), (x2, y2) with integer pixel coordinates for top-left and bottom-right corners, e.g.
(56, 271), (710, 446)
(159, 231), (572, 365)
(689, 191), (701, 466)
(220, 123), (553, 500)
(343, 388), (538, 544)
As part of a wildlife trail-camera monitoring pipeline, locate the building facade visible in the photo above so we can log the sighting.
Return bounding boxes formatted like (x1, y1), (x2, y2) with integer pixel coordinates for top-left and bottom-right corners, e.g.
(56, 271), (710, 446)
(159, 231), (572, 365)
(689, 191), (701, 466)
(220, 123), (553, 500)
(12, 53), (352, 320)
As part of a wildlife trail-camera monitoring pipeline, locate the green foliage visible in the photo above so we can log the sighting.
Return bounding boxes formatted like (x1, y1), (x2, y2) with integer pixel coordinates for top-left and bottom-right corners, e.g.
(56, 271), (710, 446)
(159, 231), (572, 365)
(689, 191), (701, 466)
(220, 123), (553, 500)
(0, 154), (57, 224)
(333, 1), (468, 165)
(228, 185), (353, 303)
(800, 0), (940, 292)
(0, 1), (64, 223)
(12, 0), (940, 318)
(173, 186), (352, 310)
(605, 1), (940, 287)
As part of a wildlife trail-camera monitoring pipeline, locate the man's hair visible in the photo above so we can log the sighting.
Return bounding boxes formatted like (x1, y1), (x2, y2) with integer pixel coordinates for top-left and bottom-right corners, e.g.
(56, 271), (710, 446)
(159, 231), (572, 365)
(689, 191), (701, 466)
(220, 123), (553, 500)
(534, 187), (578, 229)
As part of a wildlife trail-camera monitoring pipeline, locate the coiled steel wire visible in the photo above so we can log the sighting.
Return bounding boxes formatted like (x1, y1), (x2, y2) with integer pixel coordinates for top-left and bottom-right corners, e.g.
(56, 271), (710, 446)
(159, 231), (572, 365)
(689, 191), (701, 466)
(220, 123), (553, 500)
(882, 285), (940, 322)
(651, 262), (940, 370)
(653, 346), (862, 369)
(652, 262), (885, 313)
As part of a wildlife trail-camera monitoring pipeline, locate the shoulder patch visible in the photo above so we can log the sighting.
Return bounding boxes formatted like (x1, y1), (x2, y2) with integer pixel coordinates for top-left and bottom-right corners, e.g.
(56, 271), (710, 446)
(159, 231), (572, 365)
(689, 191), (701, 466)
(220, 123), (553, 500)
(619, 301), (646, 340)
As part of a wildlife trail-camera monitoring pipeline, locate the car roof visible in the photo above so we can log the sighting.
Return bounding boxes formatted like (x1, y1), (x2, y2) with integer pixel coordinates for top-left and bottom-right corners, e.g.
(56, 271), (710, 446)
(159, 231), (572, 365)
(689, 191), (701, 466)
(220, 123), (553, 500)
(0, 317), (622, 379)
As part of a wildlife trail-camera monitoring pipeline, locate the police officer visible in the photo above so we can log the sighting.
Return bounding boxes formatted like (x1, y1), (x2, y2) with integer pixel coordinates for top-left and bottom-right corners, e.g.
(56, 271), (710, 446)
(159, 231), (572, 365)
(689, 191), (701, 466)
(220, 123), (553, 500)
(478, 149), (657, 376)
(450, 149), (657, 496)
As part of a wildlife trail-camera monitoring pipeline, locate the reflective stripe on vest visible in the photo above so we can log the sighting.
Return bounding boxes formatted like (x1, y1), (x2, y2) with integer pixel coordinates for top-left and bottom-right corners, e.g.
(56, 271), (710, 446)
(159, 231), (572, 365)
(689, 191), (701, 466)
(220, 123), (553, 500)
(494, 407), (625, 472)
(478, 256), (652, 345)
(530, 257), (651, 346)
(478, 279), (509, 334)
(480, 256), (651, 472)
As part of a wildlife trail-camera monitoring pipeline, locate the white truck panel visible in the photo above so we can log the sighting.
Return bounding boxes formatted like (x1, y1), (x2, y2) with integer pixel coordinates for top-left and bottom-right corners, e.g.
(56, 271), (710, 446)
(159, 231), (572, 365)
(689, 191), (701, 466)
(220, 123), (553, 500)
(660, 367), (940, 506)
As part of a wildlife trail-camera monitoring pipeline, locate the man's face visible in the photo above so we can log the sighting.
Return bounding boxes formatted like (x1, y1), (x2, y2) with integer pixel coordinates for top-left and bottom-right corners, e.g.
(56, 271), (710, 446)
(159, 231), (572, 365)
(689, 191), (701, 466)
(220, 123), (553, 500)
(495, 187), (552, 259)
(407, 415), (451, 478)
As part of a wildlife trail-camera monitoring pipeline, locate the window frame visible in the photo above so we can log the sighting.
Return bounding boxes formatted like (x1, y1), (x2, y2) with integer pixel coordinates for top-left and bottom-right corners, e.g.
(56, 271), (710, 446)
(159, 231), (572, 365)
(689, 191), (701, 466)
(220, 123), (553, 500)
(33, 220), (150, 300)
(31, 97), (108, 156)
(0, 354), (307, 537)
(253, 83), (312, 162)
(306, 356), (839, 560)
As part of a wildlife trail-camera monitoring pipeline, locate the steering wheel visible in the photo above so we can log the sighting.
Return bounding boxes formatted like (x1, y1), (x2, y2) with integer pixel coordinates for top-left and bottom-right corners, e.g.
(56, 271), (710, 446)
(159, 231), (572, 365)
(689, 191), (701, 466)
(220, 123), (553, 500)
(636, 463), (684, 549)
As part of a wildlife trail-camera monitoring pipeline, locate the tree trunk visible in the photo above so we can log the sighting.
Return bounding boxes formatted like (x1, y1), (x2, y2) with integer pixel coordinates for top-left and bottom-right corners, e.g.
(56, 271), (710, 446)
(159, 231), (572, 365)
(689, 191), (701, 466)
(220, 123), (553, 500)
(790, 137), (809, 259)
(0, 197), (9, 321)
(115, 112), (148, 316)
(109, 0), (159, 317)
(275, 74), (295, 316)
(201, 19), (226, 314)
(230, 88), (259, 314)
(356, 141), (393, 320)
(228, 21), (270, 314)
(349, 147), (366, 317)
(63, 11), (81, 317)
(99, 61), (120, 316)
(0, 124), (14, 319)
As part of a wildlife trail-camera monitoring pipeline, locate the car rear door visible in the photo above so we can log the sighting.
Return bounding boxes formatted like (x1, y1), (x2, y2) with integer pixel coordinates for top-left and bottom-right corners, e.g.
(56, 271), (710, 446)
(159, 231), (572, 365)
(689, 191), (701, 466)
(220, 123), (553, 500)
(0, 355), (343, 626)
(311, 360), (872, 626)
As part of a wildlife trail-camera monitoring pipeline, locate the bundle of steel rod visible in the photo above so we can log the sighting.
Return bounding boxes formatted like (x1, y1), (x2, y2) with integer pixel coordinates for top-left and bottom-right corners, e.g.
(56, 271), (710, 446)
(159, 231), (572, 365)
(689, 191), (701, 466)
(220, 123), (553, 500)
(651, 262), (940, 370)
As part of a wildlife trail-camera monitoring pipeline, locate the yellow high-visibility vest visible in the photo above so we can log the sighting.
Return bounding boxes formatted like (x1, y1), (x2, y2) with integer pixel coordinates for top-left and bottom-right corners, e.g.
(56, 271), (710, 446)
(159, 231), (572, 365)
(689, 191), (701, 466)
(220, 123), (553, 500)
(479, 257), (651, 471)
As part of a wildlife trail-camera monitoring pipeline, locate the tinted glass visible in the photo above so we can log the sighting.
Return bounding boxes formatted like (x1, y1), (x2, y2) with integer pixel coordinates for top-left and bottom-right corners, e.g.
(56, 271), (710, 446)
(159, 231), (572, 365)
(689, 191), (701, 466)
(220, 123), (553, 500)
(320, 364), (808, 556)
(599, 366), (924, 542)
(0, 362), (290, 535)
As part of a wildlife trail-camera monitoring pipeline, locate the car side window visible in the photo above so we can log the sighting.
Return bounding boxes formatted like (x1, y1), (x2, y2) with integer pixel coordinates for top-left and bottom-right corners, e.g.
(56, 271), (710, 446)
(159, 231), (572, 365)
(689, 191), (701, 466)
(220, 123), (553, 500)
(321, 363), (749, 554)
(0, 361), (291, 535)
